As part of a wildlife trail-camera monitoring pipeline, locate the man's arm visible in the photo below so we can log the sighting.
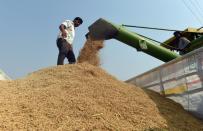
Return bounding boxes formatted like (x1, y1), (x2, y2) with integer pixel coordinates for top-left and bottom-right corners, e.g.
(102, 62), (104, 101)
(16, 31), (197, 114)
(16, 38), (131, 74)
(59, 24), (67, 38)
(59, 24), (73, 50)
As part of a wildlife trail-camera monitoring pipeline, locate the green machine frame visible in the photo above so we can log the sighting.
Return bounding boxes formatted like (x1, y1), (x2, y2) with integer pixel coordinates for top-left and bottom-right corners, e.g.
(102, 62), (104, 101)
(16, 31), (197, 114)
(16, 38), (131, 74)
(87, 18), (180, 62)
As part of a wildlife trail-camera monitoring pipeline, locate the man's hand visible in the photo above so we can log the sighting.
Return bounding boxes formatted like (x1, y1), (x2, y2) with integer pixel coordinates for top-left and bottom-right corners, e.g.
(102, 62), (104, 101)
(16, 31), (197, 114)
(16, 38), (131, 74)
(59, 24), (67, 38)
(62, 31), (67, 38)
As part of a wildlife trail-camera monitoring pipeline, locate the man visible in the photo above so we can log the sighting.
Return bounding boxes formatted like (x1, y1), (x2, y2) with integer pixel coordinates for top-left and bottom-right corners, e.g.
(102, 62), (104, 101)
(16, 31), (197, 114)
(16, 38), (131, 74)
(173, 31), (191, 55)
(56, 17), (83, 65)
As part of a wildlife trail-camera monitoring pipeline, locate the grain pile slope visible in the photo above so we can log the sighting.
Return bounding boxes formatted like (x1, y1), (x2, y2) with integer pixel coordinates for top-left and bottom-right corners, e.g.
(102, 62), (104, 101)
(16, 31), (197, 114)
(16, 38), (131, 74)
(0, 63), (203, 130)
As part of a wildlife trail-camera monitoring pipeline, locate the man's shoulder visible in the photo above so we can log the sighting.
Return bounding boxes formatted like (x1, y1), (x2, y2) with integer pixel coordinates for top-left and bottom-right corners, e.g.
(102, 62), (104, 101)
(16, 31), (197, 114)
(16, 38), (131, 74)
(64, 20), (73, 24)
(61, 20), (74, 28)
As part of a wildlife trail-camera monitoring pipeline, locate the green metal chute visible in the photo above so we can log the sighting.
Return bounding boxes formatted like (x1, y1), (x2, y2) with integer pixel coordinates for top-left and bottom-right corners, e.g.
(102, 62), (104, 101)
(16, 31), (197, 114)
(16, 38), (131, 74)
(87, 18), (180, 62)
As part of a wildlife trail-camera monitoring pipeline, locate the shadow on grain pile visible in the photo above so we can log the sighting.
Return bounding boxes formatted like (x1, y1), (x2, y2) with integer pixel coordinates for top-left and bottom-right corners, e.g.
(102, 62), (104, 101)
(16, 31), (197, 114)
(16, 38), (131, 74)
(143, 89), (203, 131)
(0, 38), (202, 130)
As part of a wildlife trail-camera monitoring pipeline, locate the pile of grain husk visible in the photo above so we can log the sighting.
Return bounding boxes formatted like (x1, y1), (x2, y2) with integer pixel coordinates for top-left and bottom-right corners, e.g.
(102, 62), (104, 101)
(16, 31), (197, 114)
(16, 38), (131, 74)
(0, 63), (203, 130)
(77, 38), (104, 66)
(0, 39), (203, 130)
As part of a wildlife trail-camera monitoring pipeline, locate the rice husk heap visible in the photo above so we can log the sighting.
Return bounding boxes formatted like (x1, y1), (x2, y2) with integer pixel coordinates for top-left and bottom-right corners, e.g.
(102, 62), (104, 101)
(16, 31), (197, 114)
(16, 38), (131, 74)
(0, 39), (202, 130)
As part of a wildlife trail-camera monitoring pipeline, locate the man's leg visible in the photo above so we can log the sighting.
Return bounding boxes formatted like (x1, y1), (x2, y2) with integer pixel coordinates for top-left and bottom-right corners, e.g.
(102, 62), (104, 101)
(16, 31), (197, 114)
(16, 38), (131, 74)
(57, 53), (66, 65)
(56, 38), (68, 65)
(67, 50), (76, 64)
